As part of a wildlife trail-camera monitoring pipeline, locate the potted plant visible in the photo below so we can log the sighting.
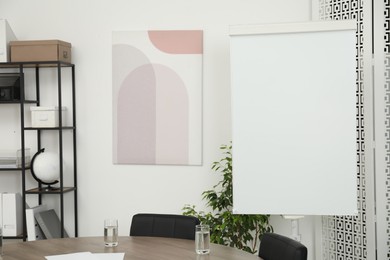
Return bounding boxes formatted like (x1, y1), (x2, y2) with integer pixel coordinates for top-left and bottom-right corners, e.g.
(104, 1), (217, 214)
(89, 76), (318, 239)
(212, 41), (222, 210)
(183, 143), (273, 254)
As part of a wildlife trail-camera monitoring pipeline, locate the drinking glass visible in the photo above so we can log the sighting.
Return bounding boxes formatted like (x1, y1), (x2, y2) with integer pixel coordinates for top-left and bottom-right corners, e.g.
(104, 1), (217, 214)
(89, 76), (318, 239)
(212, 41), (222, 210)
(195, 224), (210, 254)
(104, 219), (118, 247)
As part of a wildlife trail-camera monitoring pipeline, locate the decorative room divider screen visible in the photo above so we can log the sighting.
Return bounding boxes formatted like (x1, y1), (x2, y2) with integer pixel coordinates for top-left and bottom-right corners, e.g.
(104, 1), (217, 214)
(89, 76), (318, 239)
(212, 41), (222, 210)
(313, 0), (390, 259)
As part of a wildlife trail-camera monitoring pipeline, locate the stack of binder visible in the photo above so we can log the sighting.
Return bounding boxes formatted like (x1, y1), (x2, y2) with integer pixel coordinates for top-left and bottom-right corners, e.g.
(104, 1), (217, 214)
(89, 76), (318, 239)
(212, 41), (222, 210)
(26, 206), (68, 240)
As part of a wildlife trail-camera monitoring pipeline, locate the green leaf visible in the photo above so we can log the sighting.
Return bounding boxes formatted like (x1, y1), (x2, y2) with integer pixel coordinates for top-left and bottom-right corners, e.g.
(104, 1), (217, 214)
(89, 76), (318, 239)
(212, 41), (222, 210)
(181, 143), (272, 254)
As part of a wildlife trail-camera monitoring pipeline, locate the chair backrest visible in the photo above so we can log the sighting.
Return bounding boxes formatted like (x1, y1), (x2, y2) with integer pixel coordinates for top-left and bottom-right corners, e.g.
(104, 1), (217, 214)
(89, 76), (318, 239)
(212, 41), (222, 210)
(258, 233), (307, 260)
(129, 213), (200, 240)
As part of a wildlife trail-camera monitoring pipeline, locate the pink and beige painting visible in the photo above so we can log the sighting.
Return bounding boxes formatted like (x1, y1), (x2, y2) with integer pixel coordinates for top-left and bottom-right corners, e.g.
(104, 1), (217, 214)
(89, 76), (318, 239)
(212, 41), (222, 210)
(112, 30), (203, 165)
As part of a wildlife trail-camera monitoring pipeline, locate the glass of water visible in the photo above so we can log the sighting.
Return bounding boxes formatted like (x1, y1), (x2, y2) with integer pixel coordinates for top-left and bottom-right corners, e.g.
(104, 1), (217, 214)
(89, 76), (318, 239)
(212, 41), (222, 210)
(104, 219), (118, 247)
(195, 224), (210, 254)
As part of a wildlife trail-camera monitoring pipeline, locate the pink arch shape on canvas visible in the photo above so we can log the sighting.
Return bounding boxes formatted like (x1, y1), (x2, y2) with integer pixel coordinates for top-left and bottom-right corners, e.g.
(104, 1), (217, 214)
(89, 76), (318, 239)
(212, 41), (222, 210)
(117, 64), (157, 164)
(148, 30), (203, 54)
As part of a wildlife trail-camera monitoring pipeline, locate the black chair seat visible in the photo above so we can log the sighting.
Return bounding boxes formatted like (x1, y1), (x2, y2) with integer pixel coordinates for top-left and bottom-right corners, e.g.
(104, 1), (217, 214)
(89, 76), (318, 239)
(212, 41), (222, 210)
(130, 213), (200, 240)
(258, 233), (307, 260)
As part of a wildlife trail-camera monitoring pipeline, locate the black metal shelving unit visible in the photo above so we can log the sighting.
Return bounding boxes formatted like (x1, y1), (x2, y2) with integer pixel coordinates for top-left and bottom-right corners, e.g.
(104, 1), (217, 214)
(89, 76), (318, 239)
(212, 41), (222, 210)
(0, 60), (78, 240)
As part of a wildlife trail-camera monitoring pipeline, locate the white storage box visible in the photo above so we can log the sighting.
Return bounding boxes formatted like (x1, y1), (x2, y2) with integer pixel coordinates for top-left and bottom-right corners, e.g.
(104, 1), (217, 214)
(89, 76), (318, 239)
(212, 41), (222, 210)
(30, 106), (66, 127)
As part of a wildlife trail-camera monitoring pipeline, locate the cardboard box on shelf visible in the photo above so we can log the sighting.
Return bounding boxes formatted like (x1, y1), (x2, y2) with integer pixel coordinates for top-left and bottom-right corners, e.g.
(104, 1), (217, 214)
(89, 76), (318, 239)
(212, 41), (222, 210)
(10, 40), (71, 63)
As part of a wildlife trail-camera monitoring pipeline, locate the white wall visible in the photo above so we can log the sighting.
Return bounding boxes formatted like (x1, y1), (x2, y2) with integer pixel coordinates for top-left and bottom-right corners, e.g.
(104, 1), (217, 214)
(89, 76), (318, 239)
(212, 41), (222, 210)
(0, 0), (312, 254)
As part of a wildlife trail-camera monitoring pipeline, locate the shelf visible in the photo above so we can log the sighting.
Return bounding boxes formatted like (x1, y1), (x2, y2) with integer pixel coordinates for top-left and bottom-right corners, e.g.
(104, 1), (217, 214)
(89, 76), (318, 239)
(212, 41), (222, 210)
(0, 100), (38, 104)
(0, 167), (31, 171)
(0, 60), (74, 68)
(4, 235), (24, 240)
(24, 126), (75, 131)
(26, 187), (76, 194)
(1, 60), (78, 240)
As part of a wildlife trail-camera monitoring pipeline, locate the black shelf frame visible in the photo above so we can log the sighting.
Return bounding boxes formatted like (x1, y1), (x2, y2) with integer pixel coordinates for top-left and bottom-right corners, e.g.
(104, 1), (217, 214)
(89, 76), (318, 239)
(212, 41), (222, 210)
(3, 235), (24, 240)
(0, 100), (38, 104)
(0, 60), (73, 68)
(0, 60), (78, 241)
(26, 187), (77, 194)
(24, 126), (76, 131)
(0, 167), (31, 171)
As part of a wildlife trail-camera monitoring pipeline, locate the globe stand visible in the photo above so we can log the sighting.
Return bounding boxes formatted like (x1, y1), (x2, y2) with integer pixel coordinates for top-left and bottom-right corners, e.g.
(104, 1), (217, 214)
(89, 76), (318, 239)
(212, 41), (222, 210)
(38, 181), (60, 192)
(30, 148), (60, 190)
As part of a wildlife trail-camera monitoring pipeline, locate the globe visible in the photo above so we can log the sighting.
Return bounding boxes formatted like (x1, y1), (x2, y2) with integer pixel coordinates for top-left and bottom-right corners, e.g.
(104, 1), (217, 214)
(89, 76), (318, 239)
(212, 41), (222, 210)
(31, 150), (60, 184)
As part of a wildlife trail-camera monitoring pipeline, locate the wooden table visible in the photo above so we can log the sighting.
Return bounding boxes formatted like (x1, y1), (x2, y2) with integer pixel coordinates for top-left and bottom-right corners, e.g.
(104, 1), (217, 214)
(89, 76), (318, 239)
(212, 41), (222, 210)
(2, 236), (260, 260)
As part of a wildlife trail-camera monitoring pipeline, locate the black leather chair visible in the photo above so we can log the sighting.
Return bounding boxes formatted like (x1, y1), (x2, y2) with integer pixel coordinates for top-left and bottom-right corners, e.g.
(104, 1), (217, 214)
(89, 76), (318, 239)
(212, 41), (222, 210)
(258, 233), (307, 260)
(129, 213), (200, 240)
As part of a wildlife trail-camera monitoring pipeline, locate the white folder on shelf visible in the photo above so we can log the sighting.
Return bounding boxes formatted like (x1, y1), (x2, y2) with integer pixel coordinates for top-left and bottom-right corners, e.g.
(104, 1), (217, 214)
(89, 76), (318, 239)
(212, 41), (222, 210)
(26, 204), (47, 241)
(2, 192), (22, 236)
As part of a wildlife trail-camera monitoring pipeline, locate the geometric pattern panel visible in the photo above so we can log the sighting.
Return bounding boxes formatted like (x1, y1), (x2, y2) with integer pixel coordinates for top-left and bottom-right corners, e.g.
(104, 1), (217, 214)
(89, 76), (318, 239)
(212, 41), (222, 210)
(317, 0), (367, 259)
(383, 0), (390, 258)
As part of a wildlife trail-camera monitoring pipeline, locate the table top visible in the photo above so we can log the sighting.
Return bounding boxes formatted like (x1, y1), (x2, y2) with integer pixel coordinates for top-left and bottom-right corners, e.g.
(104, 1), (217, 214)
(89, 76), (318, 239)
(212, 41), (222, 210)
(2, 236), (261, 260)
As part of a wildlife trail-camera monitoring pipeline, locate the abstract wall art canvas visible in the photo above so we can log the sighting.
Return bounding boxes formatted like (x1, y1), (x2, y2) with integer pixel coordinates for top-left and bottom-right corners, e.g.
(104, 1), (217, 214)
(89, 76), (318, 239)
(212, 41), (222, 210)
(112, 30), (203, 165)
